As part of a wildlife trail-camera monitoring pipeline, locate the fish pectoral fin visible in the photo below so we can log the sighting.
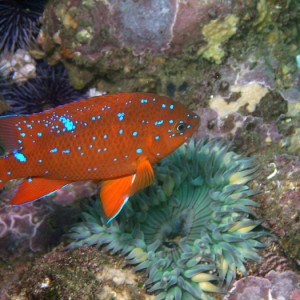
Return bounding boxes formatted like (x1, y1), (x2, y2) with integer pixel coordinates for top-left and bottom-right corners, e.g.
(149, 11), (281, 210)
(131, 156), (154, 194)
(100, 157), (154, 222)
(10, 177), (71, 205)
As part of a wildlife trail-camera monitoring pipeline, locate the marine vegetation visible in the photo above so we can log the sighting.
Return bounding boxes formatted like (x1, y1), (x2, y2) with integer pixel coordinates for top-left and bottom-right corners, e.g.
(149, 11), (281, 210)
(67, 139), (267, 300)
(1, 59), (87, 114)
(0, 0), (47, 53)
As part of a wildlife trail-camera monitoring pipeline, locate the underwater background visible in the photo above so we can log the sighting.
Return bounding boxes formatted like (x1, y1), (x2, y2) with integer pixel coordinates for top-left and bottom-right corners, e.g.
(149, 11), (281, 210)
(0, 0), (299, 299)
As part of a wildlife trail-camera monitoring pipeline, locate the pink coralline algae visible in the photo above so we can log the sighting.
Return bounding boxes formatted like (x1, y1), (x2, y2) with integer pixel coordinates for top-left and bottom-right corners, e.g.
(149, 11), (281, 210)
(40, 0), (245, 57)
(51, 181), (98, 206)
(0, 198), (55, 255)
(225, 271), (300, 300)
(0, 181), (97, 257)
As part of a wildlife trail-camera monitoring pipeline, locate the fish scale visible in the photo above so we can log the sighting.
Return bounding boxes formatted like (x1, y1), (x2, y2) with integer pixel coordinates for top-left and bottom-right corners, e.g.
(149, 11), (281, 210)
(0, 92), (200, 221)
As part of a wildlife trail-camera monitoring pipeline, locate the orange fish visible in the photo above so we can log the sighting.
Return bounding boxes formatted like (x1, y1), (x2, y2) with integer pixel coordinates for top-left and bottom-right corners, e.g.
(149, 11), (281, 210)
(0, 93), (199, 221)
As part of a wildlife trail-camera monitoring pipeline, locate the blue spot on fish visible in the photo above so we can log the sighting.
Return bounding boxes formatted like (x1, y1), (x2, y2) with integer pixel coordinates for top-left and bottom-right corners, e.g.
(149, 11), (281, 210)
(170, 104), (174, 110)
(13, 151), (27, 162)
(155, 136), (160, 140)
(50, 148), (58, 153)
(136, 148), (143, 154)
(132, 131), (138, 136)
(119, 129), (123, 135)
(103, 134), (108, 139)
(169, 120), (174, 124)
(63, 149), (71, 154)
(117, 112), (125, 121)
(59, 116), (75, 131)
(155, 120), (164, 126)
(140, 99), (148, 104)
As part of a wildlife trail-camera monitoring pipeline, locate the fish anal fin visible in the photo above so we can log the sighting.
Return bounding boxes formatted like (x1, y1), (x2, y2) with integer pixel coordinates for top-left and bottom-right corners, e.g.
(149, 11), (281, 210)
(100, 157), (154, 221)
(10, 177), (71, 205)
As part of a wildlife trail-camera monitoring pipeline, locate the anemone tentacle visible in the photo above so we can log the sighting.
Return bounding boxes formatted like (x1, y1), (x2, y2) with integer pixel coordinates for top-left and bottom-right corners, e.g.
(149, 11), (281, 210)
(67, 139), (267, 300)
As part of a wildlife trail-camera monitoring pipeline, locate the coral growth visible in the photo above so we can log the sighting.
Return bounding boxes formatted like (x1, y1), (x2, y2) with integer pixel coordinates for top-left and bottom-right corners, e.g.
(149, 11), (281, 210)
(0, 0), (47, 53)
(199, 14), (239, 64)
(68, 139), (267, 299)
(1, 246), (150, 300)
(0, 198), (80, 257)
(1, 59), (87, 114)
(256, 152), (300, 263)
(225, 270), (300, 300)
(0, 181), (97, 258)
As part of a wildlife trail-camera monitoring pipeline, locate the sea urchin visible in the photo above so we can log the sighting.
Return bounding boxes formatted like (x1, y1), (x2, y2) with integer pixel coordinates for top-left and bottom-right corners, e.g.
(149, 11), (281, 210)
(67, 139), (267, 300)
(1, 59), (87, 114)
(0, 0), (47, 53)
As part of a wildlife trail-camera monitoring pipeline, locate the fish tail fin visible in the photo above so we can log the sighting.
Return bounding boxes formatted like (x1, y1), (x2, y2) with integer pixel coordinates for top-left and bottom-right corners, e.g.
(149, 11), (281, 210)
(0, 158), (9, 190)
(0, 114), (24, 190)
(0, 115), (24, 155)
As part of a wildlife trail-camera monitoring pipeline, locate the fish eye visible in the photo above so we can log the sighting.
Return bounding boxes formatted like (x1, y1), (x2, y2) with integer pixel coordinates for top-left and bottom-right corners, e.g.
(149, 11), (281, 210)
(175, 122), (186, 133)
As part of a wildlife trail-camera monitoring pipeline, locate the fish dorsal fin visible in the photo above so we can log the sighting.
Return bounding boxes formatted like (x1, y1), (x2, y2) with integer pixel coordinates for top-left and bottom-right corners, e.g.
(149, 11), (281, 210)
(0, 115), (24, 154)
(100, 157), (154, 222)
(10, 177), (71, 205)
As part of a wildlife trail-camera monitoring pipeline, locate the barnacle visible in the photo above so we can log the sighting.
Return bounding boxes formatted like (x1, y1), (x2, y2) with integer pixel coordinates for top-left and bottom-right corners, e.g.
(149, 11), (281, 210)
(68, 139), (266, 299)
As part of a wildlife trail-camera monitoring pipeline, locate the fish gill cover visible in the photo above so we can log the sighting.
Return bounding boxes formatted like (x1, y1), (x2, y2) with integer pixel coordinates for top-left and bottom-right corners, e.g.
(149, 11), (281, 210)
(67, 139), (267, 300)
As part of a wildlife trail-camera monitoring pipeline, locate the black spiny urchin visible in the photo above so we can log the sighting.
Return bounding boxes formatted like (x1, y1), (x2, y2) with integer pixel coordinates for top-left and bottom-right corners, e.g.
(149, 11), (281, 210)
(0, 0), (47, 53)
(1, 60), (87, 114)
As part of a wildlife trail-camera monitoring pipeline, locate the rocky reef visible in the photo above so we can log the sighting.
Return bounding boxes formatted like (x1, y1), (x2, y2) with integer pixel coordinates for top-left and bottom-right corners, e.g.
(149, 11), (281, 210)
(225, 271), (300, 300)
(0, 245), (152, 300)
(0, 0), (300, 299)
(0, 181), (97, 258)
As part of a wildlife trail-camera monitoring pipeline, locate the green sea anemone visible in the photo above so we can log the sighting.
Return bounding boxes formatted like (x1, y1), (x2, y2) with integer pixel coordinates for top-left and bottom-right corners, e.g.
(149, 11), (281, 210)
(67, 139), (267, 300)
